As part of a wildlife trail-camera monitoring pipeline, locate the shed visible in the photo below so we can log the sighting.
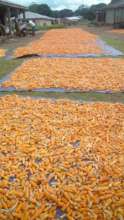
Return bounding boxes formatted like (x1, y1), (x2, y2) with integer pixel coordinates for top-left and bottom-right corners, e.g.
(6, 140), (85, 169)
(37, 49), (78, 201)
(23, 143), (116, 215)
(0, 0), (26, 33)
(106, 0), (124, 27)
(62, 16), (82, 25)
(96, 9), (106, 24)
(19, 11), (55, 26)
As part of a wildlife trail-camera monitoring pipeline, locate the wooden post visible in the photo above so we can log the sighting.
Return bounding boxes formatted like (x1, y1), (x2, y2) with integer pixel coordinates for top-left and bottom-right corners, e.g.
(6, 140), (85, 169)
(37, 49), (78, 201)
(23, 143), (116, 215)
(6, 6), (12, 34)
(96, 11), (98, 23)
(15, 8), (19, 19)
(23, 10), (26, 20)
(114, 8), (116, 28)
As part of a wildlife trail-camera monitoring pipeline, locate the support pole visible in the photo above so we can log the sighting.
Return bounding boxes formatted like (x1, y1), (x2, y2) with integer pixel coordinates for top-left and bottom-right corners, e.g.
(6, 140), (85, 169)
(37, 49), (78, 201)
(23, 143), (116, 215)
(23, 10), (26, 20)
(7, 7), (12, 34)
(15, 8), (19, 19)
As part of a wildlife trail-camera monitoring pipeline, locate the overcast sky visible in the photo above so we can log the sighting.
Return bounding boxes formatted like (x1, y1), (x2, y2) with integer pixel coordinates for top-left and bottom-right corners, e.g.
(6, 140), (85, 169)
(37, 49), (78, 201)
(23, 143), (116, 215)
(12, 0), (111, 10)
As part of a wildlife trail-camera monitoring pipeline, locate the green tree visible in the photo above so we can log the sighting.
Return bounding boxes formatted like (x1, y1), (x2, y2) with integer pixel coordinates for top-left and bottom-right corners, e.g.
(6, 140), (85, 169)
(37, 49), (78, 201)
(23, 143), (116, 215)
(58, 9), (74, 18)
(75, 3), (107, 21)
(90, 3), (107, 11)
(75, 5), (89, 17)
(29, 4), (39, 13)
(52, 10), (60, 18)
(29, 4), (53, 17)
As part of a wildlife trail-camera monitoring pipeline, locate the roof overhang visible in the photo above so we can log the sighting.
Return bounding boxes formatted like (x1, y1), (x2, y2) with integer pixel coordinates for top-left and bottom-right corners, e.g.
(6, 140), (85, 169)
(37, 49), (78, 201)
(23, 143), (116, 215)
(0, 0), (26, 10)
(107, 3), (124, 9)
(19, 11), (55, 21)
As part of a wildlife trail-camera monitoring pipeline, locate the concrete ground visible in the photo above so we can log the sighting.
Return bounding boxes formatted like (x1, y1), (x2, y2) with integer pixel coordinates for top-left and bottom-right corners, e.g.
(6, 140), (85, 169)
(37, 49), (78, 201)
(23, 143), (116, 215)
(82, 25), (124, 53)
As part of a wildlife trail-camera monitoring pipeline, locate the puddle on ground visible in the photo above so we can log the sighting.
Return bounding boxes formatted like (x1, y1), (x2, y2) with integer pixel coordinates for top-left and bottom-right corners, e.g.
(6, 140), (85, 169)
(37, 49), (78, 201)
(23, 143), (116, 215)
(0, 90), (124, 103)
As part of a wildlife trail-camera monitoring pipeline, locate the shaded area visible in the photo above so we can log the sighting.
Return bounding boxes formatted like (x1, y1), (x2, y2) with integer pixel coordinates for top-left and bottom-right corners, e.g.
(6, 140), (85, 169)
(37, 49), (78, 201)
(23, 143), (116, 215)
(0, 90), (124, 103)
(17, 54), (41, 59)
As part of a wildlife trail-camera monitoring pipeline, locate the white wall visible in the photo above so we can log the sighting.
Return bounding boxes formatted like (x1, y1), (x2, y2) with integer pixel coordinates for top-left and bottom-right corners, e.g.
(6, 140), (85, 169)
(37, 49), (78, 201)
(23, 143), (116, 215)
(35, 19), (52, 26)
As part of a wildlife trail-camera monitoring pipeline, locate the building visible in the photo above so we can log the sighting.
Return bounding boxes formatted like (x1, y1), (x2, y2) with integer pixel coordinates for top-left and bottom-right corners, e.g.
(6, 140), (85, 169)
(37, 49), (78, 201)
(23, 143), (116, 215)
(19, 11), (55, 26)
(62, 16), (82, 25)
(96, 9), (106, 24)
(106, 0), (124, 27)
(0, 0), (26, 32)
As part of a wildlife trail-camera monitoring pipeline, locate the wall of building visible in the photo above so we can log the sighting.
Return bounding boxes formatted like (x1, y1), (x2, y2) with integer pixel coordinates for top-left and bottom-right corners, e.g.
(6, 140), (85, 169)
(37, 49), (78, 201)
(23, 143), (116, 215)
(96, 10), (106, 23)
(114, 8), (124, 23)
(106, 8), (124, 25)
(35, 19), (52, 26)
(106, 9), (115, 24)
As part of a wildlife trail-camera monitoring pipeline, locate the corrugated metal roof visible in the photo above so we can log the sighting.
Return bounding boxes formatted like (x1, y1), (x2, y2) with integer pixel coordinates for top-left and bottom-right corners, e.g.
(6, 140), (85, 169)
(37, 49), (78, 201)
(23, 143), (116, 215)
(65, 16), (82, 21)
(0, 0), (26, 9)
(107, 0), (124, 9)
(20, 11), (55, 21)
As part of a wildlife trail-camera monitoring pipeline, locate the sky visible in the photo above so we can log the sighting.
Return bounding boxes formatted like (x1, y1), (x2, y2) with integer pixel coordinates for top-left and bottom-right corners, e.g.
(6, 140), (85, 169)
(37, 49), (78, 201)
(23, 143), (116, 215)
(12, 0), (111, 10)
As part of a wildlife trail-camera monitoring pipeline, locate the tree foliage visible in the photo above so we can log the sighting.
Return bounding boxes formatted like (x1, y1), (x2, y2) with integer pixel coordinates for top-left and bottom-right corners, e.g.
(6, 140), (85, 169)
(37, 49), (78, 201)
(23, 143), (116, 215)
(75, 3), (107, 21)
(29, 4), (53, 17)
(29, 2), (107, 21)
(75, 5), (89, 16)
(29, 4), (74, 18)
(58, 9), (74, 18)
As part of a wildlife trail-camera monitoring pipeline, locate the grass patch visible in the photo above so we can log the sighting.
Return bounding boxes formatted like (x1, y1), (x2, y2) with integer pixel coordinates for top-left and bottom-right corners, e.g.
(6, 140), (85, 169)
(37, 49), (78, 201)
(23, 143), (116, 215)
(0, 58), (22, 79)
(103, 37), (124, 53)
(36, 24), (65, 31)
